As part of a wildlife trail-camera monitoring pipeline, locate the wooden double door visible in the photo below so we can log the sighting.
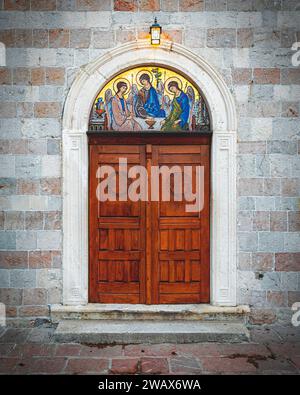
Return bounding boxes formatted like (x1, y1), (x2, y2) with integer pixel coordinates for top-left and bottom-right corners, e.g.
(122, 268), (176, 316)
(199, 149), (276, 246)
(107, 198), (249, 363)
(89, 133), (211, 304)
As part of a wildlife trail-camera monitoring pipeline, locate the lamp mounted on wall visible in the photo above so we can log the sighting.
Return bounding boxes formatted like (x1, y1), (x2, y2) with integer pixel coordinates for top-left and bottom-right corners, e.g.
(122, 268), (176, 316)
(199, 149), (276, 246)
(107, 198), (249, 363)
(150, 17), (162, 45)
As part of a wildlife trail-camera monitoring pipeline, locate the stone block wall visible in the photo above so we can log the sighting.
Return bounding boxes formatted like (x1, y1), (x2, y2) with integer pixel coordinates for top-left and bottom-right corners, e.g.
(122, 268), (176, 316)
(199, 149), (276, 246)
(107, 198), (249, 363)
(0, 0), (299, 326)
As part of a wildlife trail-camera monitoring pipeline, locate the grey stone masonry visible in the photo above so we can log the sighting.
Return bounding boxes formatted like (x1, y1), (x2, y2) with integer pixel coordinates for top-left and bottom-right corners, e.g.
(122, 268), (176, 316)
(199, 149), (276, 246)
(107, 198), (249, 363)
(0, 0), (299, 326)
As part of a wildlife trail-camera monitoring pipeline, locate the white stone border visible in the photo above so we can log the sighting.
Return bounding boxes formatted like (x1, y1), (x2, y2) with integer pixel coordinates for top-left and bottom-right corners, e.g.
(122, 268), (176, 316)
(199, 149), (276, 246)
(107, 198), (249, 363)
(62, 40), (237, 306)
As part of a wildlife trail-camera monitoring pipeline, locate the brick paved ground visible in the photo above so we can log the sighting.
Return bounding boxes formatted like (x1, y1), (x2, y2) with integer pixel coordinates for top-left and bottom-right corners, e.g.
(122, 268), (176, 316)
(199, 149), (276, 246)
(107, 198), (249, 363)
(0, 323), (299, 375)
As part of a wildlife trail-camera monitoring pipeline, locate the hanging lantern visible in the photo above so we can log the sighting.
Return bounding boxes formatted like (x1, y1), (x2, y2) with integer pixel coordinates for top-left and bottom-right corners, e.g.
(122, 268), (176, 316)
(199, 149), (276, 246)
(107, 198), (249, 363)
(150, 17), (162, 45)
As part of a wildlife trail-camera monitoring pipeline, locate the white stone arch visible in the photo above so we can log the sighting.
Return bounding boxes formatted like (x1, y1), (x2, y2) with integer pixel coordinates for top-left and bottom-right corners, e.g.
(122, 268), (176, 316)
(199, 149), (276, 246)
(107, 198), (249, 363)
(62, 40), (237, 307)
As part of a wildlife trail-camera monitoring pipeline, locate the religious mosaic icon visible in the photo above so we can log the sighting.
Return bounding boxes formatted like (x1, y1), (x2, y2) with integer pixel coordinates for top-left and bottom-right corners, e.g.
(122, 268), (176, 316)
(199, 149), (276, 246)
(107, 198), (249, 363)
(89, 66), (210, 132)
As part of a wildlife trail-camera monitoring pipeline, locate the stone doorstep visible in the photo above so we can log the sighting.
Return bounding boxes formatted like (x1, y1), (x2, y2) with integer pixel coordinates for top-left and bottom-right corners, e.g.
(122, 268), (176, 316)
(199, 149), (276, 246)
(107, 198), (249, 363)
(53, 320), (250, 344)
(50, 304), (250, 323)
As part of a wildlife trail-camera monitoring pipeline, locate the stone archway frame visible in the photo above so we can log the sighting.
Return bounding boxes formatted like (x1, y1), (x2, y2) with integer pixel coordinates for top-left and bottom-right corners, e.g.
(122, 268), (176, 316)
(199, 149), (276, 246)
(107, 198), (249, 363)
(62, 40), (237, 307)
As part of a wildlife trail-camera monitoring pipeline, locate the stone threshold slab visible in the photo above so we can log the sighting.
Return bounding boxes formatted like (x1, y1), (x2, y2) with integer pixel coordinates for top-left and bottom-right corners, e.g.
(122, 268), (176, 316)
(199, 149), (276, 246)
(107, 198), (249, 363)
(54, 319), (250, 344)
(50, 304), (250, 323)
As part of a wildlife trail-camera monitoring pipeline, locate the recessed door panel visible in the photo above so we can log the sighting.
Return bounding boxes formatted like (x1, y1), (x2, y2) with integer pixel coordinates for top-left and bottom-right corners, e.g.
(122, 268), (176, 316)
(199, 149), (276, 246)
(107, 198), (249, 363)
(151, 145), (210, 304)
(89, 138), (210, 304)
(89, 145), (146, 303)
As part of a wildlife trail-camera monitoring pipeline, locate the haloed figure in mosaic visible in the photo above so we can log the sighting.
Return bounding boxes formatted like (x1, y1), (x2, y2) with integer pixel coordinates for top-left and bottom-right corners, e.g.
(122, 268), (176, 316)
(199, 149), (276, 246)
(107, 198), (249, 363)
(134, 73), (166, 119)
(161, 81), (190, 131)
(110, 81), (142, 132)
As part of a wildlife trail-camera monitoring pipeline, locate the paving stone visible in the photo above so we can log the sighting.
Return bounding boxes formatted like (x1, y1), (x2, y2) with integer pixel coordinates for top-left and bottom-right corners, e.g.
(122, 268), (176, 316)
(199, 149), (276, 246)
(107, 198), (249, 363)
(175, 343), (222, 357)
(169, 355), (202, 374)
(271, 325), (300, 343)
(55, 344), (82, 357)
(140, 357), (169, 374)
(268, 342), (300, 359)
(9, 343), (56, 358)
(0, 328), (30, 344)
(26, 327), (54, 343)
(110, 358), (139, 374)
(124, 343), (177, 357)
(288, 291), (300, 307)
(219, 343), (271, 357)
(0, 357), (19, 373)
(0, 325), (300, 374)
(0, 343), (15, 356)
(291, 356), (300, 370)
(6, 306), (18, 318)
(15, 357), (66, 374)
(80, 344), (123, 358)
(254, 356), (297, 373)
(201, 356), (257, 373)
(65, 358), (109, 374)
(249, 327), (282, 343)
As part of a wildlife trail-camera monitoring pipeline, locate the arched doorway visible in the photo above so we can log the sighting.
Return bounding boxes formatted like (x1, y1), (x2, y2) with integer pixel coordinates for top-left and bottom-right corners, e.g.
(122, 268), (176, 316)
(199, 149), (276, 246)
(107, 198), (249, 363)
(61, 40), (237, 307)
(88, 64), (211, 304)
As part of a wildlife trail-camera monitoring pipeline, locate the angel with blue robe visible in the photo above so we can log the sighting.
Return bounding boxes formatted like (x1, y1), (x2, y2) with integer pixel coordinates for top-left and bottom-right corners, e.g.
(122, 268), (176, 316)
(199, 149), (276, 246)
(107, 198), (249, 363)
(161, 81), (190, 131)
(135, 73), (166, 119)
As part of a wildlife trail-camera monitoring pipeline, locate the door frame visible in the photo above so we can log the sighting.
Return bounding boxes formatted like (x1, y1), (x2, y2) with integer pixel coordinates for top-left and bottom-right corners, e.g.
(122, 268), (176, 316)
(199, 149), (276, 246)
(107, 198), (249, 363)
(61, 41), (237, 307)
(88, 133), (211, 304)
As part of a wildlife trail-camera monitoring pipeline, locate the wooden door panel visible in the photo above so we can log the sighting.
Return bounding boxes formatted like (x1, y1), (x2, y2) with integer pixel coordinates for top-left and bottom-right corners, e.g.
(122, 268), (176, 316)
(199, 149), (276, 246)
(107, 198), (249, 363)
(89, 144), (146, 304)
(158, 162), (200, 217)
(89, 138), (210, 304)
(98, 162), (141, 218)
(159, 294), (201, 304)
(152, 145), (210, 304)
(160, 283), (201, 293)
